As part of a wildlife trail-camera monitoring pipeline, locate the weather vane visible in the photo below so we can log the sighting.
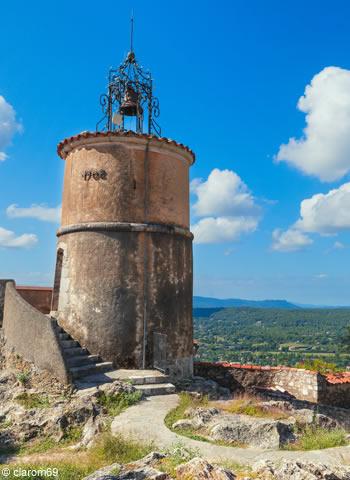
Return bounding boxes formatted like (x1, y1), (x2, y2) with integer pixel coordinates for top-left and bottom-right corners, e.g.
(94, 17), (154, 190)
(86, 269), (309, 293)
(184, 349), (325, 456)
(96, 14), (161, 136)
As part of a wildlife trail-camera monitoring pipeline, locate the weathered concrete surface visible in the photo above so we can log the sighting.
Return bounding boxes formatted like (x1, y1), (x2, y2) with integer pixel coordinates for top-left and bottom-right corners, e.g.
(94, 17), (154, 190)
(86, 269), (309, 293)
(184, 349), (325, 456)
(111, 394), (350, 466)
(3, 282), (69, 384)
(58, 133), (194, 229)
(16, 286), (53, 314)
(54, 133), (194, 379)
(0, 279), (13, 327)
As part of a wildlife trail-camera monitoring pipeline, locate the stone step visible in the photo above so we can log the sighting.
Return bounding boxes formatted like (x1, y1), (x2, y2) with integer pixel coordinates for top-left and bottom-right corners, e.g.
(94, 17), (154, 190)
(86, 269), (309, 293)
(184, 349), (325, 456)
(63, 346), (88, 357)
(59, 332), (70, 340)
(61, 339), (79, 349)
(53, 322), (64, 333)
(66, 354), (100, 367)
(134, 383), (176, 396)
(127, 375), (171, 385)
(70, 362), (113, 379)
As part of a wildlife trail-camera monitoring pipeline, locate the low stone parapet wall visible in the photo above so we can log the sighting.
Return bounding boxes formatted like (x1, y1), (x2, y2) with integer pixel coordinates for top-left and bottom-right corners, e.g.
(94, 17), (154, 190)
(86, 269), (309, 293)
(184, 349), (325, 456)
(320, 374), (350, 408)
(0, 279), (14, 327)
(3, 282), (69, 384)
(194, 361), (320, 403)
(16, 285), (53, 314)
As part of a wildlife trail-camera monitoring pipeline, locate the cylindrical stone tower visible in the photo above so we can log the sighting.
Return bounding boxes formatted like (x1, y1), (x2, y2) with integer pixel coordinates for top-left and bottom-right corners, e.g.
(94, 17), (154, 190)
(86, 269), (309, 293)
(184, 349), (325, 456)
(53, 130), (195, 379)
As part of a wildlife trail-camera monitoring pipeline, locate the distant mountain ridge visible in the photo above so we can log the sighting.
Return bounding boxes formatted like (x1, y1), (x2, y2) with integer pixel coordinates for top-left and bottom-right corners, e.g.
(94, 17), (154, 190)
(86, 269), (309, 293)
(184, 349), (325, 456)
(193, 296), (299, 309)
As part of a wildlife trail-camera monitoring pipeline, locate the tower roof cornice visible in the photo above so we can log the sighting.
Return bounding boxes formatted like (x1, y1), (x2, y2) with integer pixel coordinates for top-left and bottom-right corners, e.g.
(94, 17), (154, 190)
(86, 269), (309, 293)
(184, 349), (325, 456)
(57, 130), (195, 165)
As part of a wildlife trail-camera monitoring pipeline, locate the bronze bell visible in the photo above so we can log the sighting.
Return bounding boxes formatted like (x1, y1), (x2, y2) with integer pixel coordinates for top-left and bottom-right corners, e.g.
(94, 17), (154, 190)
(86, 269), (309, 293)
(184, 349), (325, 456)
(119, 84), (143, 117)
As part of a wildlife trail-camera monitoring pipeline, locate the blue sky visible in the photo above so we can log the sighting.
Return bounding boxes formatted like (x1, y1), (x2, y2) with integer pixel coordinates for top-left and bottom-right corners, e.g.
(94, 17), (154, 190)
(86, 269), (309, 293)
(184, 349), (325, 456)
(2, 0), (350, 305)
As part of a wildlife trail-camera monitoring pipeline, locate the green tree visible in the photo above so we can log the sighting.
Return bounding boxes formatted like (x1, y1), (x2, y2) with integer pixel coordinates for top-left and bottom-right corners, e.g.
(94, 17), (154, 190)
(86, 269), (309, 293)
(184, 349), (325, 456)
(341, 325), (350, 352)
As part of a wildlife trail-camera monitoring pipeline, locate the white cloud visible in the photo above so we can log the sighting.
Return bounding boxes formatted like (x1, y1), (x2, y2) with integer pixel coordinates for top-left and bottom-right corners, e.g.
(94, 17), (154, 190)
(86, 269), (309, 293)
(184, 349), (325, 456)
(192, 216), (258, 244)
(295, 182), (350, 234)
(272, 228), (313, 252)
(6, 204), (61, 223)
(315, 273), (328, 279)
(0, 227), (37, 249)
(271, 182), (350, 252)
(191, 168), (259, 217)
(191, 169), (261, 244)
(276, 66), (350, 181)
(0, 96), (22, 161)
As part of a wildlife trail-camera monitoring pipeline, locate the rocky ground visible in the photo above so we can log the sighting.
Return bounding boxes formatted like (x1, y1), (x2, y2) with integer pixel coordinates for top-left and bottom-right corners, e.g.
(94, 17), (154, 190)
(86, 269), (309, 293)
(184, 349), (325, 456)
(1, 347), (350, 479)
(170, 392), (350, 450)
(173, 406), (295, 448)
(82, 451), (350, 479)
(0, 347), (140, 456)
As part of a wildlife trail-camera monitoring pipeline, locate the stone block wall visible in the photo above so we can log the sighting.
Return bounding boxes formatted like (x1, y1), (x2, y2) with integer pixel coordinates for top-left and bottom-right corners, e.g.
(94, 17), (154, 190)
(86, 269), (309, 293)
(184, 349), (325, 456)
(195, 362), (320, 403)
(3, 282), (69, 384)
(319, 379), (350, 408)
(16, 286), (53, 314)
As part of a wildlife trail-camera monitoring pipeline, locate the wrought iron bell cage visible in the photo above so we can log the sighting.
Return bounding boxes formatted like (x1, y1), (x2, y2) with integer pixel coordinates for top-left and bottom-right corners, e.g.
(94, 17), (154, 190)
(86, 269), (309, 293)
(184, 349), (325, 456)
(97, 50), (161, 136)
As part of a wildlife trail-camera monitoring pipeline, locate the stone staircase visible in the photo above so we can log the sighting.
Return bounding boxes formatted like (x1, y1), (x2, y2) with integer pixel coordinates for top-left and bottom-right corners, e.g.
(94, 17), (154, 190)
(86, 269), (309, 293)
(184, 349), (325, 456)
(74, 368), (176, 396)
(54, 321), (113, 382)
(54, 321), (176, 396)
(115, 369), (176, 396)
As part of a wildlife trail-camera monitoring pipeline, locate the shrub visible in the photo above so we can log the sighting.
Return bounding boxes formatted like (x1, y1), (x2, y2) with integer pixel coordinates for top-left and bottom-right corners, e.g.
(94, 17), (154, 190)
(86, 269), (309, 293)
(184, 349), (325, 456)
(164, 392), (208, 430)
(15, 393), (50, 409)
(97, 390), (142, 417)
(285, 426), (348, 450)
(20, 437), (57, 455)
(295, 359), (342, 375)
(62, 425), (83, 444)
(217, 394), (288, 419)
(89, 432), (153, 464)
(16, 371), (30, 385)
(157, 441), (199, 477)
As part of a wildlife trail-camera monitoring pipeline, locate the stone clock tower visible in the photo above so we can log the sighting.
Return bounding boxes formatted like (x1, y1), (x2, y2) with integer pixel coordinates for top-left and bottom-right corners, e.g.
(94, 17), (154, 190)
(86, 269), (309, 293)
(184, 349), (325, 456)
(52, 46), (195, 379)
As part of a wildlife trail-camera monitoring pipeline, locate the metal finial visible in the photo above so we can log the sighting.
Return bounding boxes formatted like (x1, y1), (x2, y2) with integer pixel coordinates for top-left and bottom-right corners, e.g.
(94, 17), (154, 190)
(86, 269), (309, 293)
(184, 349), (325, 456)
(130, 11), (134, 53)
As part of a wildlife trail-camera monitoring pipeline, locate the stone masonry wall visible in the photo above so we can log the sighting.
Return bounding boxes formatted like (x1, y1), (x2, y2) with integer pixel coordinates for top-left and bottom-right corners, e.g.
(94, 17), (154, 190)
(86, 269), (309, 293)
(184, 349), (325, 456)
(3, 282), (69, 384)
(195, 362), (319, 403)
(55, 133), (194, 379)
(319, 380), (350, 408)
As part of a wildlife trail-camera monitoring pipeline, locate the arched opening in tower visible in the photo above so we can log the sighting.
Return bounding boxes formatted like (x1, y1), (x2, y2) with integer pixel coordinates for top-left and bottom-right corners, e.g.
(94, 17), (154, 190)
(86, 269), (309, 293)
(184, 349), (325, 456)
(51, 248), (64, 312)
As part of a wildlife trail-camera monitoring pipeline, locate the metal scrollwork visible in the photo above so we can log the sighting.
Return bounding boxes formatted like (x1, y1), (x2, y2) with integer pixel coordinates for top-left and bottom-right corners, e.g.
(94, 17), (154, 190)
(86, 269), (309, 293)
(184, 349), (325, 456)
(96, 49), (161, 136)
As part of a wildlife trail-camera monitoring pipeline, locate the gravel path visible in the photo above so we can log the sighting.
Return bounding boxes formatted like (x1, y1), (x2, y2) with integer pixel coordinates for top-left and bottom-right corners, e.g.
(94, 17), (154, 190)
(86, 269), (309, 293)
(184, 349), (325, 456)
(111, 394), (350, 466)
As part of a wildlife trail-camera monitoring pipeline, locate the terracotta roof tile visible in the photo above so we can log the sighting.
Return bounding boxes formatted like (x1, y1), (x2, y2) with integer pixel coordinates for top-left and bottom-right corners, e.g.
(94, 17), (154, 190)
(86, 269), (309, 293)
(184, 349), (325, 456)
(16, 285), (52, 291)
(57, 130), (195, 164)
(195, 361), (319, 375)
(326, 373), (350, 384)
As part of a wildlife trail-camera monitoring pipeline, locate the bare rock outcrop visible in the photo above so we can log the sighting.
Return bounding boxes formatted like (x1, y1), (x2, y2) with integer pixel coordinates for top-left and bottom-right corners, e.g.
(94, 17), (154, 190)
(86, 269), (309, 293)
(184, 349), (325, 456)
(83, 452), (169, 480)
(176, 457), (236, 479)
(259, 401), (339, 430)
(83, 454), (237, 480)
(175, 406), (295, 448)
(209, 414), (295, 448)
(0, 373), (136, 451)
(253, 460), (350, 480)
